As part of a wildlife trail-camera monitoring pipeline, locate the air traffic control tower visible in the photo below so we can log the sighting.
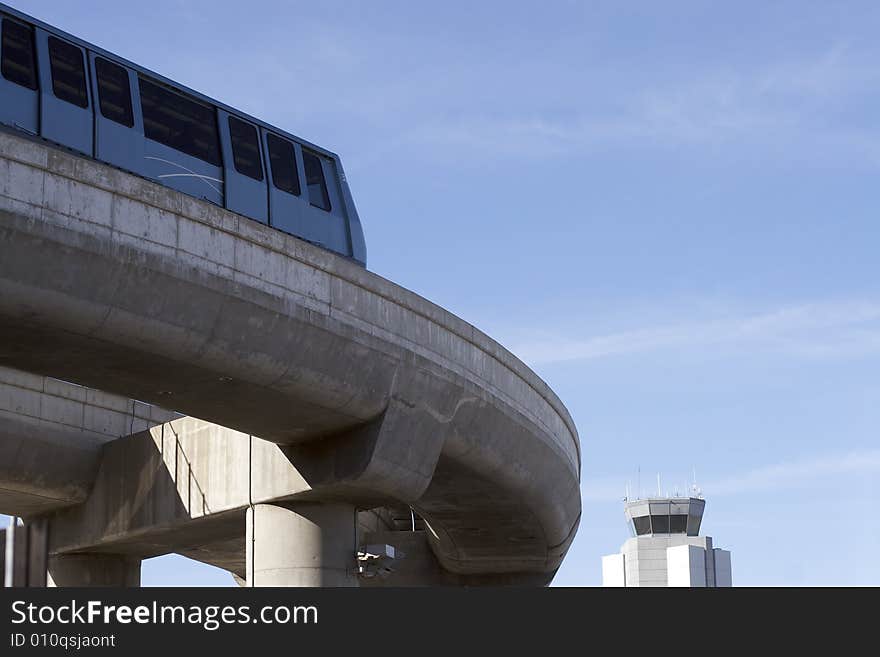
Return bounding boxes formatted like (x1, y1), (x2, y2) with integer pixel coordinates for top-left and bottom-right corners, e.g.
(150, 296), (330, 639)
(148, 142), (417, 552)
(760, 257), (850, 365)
(601, 497), (732, 587)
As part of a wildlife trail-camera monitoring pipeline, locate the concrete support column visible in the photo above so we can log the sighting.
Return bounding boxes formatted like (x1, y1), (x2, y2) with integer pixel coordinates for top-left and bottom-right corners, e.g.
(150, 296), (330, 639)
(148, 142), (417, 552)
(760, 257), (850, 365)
(48, 554), (141, 587)
(246, 502), (358, 587)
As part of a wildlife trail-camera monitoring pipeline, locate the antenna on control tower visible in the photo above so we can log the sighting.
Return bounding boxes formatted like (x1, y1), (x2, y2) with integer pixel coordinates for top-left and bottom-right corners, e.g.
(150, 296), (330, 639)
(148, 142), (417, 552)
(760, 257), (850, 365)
(691, 466), (702, 498)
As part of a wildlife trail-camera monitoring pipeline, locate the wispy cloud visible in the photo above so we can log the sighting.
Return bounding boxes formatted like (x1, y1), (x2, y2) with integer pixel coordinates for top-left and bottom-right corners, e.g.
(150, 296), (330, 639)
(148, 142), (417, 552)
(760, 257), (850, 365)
(397, 41), (880, 162)
(404, 77), (792, 157)
(510, 299), (880, 365)
(583, 448), (880, 502)
(709, 448), (880, 496)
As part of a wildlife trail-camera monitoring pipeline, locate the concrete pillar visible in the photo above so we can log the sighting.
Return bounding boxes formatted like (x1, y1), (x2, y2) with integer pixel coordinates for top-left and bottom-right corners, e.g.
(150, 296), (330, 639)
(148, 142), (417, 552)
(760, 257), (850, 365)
(48, 554), (141, 587)
(246, 503), (358, 587)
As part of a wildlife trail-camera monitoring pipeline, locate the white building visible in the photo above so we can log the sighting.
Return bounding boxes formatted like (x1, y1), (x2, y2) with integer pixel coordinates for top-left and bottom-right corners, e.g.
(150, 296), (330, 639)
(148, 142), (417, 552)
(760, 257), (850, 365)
(601, 497), (732, 587)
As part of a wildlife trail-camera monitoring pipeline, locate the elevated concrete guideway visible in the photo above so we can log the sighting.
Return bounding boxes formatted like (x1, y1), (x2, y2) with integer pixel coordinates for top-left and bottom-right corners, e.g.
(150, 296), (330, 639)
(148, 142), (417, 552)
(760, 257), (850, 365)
(0, 365), (177, 515)
(0, 130), (581, 584)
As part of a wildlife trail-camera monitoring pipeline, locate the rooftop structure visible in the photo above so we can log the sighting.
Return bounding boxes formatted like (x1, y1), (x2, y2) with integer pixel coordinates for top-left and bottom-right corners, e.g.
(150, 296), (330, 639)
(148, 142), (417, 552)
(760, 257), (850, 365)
(602, 496), (731, 587)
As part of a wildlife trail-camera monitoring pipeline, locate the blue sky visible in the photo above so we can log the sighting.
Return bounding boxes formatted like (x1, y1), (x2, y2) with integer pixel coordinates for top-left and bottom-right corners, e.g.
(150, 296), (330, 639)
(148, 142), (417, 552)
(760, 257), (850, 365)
(4, 0), (880, 585)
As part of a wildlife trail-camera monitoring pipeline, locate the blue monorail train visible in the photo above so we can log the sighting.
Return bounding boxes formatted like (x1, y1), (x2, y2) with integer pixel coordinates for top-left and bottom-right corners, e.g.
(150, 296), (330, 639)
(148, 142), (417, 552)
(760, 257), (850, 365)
(0, 3), (366, 266)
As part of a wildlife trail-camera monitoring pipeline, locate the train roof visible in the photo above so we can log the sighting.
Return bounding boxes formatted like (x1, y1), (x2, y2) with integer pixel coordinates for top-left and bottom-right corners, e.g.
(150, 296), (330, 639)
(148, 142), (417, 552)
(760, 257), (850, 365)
(0, 1), (341, 162)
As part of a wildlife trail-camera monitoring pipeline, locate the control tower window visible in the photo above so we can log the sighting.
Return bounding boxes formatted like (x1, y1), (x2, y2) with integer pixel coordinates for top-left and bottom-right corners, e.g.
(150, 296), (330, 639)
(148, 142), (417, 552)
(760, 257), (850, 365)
(303, 149), (331, 211)
(228, 116), (263, 181)
(139, 76), (221, 166)
(266, 133), (301, 196)
(1, 19), (38, 90)
(95, 57), (133, 127)
(669, 514), (688, 533)
(633, 516), (651, 536)
(651, 514), (670, 534)
(48, 37), (88, 108)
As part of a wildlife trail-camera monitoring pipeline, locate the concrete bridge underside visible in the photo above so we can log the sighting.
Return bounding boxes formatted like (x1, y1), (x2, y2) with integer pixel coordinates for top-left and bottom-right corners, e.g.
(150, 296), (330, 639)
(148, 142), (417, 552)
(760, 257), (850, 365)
(0, 130), (581, 586)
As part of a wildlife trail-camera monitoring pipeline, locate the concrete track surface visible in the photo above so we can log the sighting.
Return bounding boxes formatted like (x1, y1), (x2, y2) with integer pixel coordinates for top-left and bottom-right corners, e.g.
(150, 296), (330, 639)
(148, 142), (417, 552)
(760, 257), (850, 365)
(0, 130), (581, 585)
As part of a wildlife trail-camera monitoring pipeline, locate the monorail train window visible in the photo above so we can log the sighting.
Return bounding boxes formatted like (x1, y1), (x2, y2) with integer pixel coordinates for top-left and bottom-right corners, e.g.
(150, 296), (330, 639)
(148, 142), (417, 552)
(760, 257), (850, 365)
(1, 19), (38, 90)
(228, 116), (263, 181)
(302, 150), (330, 211)
(95, 57), (133, 127)
(266, 133), (300, 196)
(48, 37), (88, 108)
(139, 76), (221, 166)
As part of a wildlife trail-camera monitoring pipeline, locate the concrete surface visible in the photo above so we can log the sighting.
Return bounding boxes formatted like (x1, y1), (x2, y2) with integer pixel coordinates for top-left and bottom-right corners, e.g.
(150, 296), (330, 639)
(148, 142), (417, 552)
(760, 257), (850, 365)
(713, 549), (732, 587)
(601, 553), (625, 587)
(602, 532), (733, 587)
(0, 129), (581, 582)
(48, 553), (140, 587)
(619, 535), (715, 587)
(0, 365), (177, 515)
(667, 544), (706, 587)
(246, 503), (358, 587)
(39, 418), (562, 585)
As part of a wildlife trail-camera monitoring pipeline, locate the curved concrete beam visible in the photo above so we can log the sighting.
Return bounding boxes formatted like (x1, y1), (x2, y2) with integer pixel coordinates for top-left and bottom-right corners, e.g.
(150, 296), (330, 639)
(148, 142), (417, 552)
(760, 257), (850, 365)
(0, 131), (581, 578)
(0, 365), (177, 515)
